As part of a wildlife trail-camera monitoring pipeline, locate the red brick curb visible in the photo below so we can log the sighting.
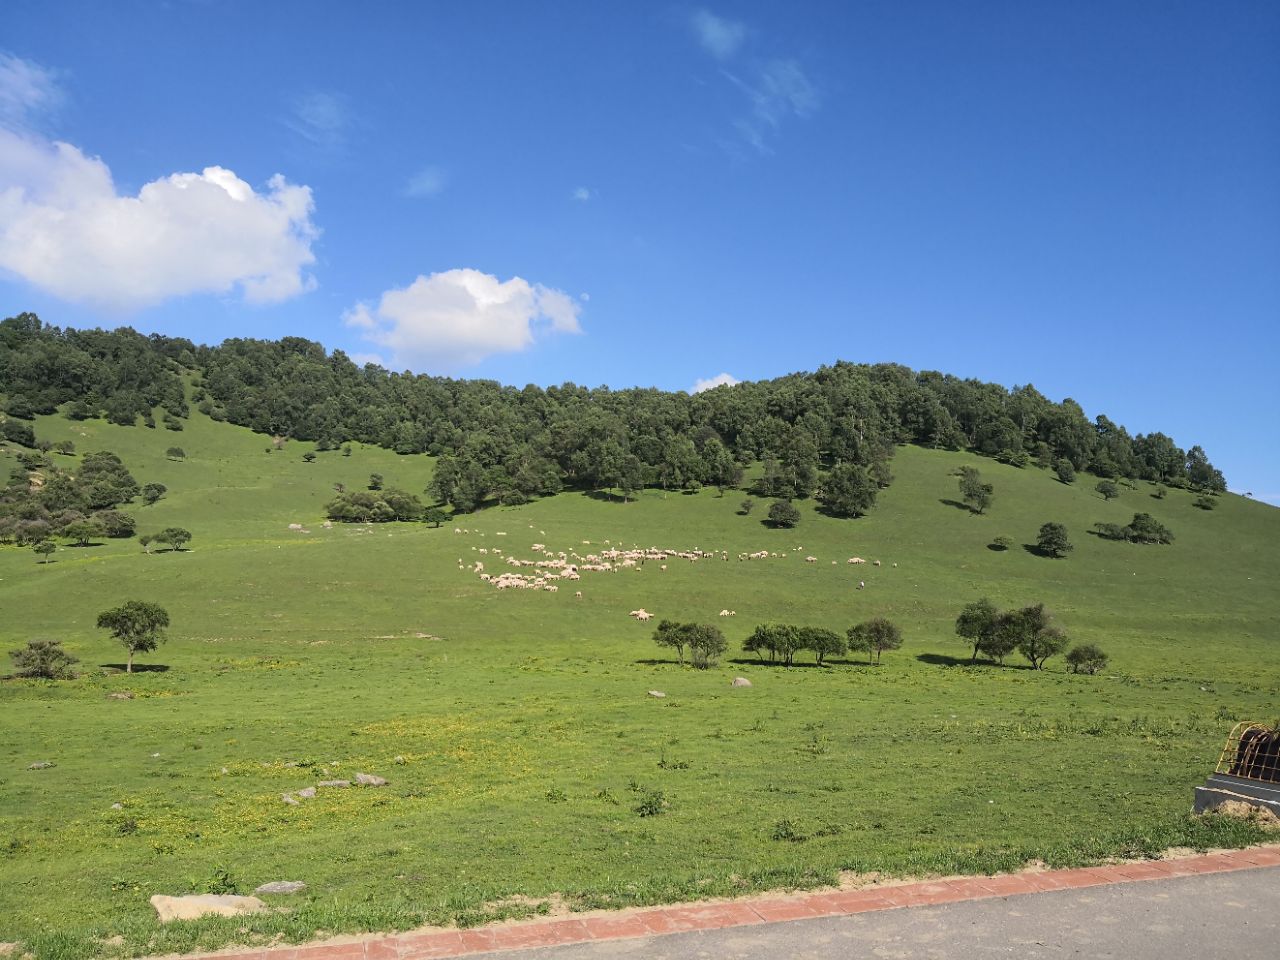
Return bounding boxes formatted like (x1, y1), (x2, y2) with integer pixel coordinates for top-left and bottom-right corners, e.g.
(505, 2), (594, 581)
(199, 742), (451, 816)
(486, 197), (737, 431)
(194, 845), (1280, 960)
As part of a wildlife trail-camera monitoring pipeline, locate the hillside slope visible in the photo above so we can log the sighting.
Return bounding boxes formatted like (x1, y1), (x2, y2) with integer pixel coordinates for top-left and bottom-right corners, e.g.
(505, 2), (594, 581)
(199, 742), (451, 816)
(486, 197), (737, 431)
(0, 412), (1276, 956)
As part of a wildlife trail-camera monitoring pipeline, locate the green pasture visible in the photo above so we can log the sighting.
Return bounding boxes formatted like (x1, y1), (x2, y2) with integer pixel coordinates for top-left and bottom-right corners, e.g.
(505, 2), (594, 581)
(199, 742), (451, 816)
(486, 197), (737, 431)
(1, 412), (1277, 958)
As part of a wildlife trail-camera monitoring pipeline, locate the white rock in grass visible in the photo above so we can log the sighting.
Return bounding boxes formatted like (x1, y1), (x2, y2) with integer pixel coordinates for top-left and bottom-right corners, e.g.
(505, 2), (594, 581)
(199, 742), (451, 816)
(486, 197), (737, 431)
(254, 880), (306, 895)
(355, 772), (387, 786)
(647, 690), (666, 698)
(150, 894), (265, 923)
(296, 786), (316, 799)
(731, 677), (752, 687)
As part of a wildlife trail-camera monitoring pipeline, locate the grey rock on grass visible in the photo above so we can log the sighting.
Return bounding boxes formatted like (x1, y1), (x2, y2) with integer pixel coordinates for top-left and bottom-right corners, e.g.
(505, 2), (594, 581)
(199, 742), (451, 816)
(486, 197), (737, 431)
(355, 773), (387, 786)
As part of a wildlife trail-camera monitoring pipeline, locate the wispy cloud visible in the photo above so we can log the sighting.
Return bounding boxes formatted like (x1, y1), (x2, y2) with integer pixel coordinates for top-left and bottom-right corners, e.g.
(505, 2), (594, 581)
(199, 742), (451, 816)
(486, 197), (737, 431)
(572, 186), (594, 202)
(690, 9), (745, 61)
(284, 91), (350, 149)
(405, 165), (447, 198)
(692, 372), (740, 393)
(725, 59), (818, 155)
(0, 52), (63, 129)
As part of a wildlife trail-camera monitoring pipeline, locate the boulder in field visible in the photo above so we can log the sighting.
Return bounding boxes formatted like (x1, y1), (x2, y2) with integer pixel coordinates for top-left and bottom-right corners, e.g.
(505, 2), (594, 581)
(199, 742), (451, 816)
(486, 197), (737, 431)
(317, 780), (350, 788)
(27, 761), (54, 770)
(296, 786), (316, 799)
(647, 690), (666, 698)
(150, 894), (265, 923)
(355, 773), (387, 787)
(254, 880), (306, 895)
(731, 677), (752, 687)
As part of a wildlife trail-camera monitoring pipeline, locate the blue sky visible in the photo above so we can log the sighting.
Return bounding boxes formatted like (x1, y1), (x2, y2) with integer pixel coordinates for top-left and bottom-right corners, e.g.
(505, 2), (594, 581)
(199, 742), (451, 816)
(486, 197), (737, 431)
(1, 2), (1277, 500)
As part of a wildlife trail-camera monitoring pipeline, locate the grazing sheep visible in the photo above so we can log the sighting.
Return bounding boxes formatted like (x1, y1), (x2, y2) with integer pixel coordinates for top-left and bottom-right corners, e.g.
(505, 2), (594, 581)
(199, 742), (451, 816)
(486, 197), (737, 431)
(873, 559), (881, 567)
(575, 591), (583, 599)
(805, 556), (817, 563)
(288, 523), (303, 531)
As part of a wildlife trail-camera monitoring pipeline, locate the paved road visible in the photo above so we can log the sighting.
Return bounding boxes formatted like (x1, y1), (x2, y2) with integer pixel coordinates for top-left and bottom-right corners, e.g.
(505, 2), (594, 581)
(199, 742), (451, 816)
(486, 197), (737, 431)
(471, 866), (1278, 959)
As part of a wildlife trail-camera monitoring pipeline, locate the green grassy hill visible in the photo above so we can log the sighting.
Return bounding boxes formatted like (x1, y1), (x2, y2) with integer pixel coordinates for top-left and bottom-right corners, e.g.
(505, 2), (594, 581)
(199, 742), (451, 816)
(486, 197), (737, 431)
(1, 412), (1277, 958)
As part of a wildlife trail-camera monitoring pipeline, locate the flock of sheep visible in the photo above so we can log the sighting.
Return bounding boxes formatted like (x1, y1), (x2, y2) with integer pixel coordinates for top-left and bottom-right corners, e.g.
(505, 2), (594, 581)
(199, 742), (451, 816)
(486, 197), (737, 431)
(449, 524), (893, 616)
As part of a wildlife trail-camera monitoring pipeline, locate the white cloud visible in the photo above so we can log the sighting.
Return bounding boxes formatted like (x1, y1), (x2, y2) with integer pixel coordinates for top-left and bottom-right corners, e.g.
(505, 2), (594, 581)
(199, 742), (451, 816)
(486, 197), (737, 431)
(348, 351), (386, 368)
(692, 372), (740, 393)
(345, 268), (583, 371)
(284, 91), (349, 148)
(691, 9), (746, 60)
(406, 166), (446, 198)
(0, 126), (318, 309)
(572, 186), (593, 202)
(0, 53), (62, 128)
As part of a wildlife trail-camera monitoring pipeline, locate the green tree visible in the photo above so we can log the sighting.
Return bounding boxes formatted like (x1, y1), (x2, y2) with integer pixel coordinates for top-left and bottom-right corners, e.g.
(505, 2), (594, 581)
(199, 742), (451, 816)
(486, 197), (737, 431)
(33, 540), (56, 563)
(63, 519), (104, 547)
(653, 620), (690, 665)
(54, 440), (75, 456)
(955, 597), (1001, 664)
(368, 473), (384, 490)
(767, 500), (801, 528)
(9, 639), (78, 679)
(155, 527), (192, 551)
(1065, 643), (1109, 675)
(990, 535), (1013, 551)
(424, 506), (449, 528)
(739, 497), (755, 515)
(165, 447), (186, 461)
(302, 451), (317, 463)
(1194, 495), (1216, 511)
(141, 482), (166, 505)
(1095, 480), (1119, 501)
(997, 604), (1067, 670)
(847, 617), (903, 664)
(96, 601), (170, 673)
(688, 624), (728, 669)
(819, 462), (878, 517)
(959, 470), (993, 514)
(743, 623), (802, 666)
(799, 627), (846, 665)
(1054, 459), (1075, 484)
(1036, 522), (1072, 558)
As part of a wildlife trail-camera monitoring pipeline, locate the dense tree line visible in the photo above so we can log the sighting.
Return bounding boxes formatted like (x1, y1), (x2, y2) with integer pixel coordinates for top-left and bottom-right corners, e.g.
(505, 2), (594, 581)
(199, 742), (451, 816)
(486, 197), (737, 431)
(0, 449), (143, 545)
(1, 313), (1228, 516)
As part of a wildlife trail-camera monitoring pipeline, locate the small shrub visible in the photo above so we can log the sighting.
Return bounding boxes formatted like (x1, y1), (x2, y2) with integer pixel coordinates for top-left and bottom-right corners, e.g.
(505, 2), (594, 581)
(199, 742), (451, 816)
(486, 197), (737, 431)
(9, 639), (78, 679)
(990, 535), (1013, 551)
(633, 789), (667, 817)
(1065, 643), (1109, 675)
(544, 788), (567, 803)
(1194, 495), (1217, 511)
(771, 819), (806, 842)
(767, 500), (801, 528)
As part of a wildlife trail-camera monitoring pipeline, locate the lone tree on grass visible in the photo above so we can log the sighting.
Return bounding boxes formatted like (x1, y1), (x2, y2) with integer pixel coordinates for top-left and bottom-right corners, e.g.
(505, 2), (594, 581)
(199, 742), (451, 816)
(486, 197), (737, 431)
(653, 620), (690, 665)
(687, 624), (728, 669)
(97, 601), (170, 673)
(9, 639), (78, 679)
(33, 541), (56, 563)
(165, 447), (186, 461)
(739, 497), (755, 515)
(847, 617), (903, 664)
(154, 527), (192, 552)
(1065, 643), (1109, 675)
(424, 506), (449, 528)
(767, 500), (801, 528)
(959, 467), (993, 514)
(1036, 522), (1072, 558)
(1095, 480), (1119, 501)
(1054, 459), (1075, 484)
(141, 482), (167, 505)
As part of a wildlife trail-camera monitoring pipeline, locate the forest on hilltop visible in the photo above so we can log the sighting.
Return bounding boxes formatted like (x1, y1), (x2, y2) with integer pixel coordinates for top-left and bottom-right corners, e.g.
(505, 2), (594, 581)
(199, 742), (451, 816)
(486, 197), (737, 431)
(0, 311), (1226, 515)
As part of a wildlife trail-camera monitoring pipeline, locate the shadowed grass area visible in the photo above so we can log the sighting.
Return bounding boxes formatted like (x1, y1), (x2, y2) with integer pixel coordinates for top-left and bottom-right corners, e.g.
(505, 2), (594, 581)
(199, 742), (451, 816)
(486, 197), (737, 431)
(1, 411), (1277, 958)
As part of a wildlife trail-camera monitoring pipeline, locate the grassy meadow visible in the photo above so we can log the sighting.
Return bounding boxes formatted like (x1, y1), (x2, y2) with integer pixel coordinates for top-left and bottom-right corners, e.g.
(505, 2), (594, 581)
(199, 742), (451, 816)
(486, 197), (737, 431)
(1, 411), (1278, 958)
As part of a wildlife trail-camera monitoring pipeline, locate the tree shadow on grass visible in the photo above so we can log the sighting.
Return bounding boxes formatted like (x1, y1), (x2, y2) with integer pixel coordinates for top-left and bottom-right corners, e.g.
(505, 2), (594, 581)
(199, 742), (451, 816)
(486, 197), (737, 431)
(917, 653), (1031, 670)
(939, 498), (978, 514)
(725, 657), (864, 669)
(99, 663), (170, 673)
(1022, 543), (1056, 558)
(633, 658), (680, 666)
(580, 489), (633, 504)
